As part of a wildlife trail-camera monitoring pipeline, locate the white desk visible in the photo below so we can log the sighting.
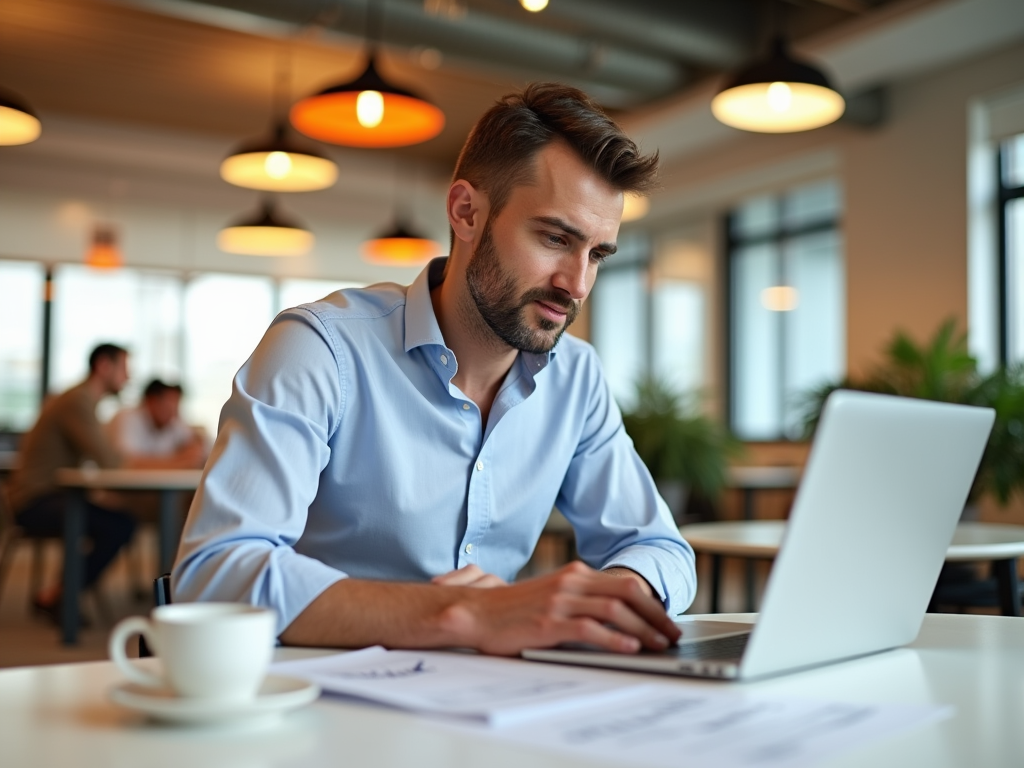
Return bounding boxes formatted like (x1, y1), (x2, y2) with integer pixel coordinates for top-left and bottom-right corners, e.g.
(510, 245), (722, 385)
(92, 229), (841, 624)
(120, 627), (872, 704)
(1, 613), (1021, 767)
(55, 468), (203, 645)
(681, 520), (1024, 615)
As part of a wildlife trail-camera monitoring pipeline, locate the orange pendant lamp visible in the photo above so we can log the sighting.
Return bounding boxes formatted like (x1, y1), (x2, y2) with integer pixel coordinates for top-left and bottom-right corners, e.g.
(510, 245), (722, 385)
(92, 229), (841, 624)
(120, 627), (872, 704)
(361, 220), (441, 265)
(0, 87), (41, 146)
(85, 225), (122, 269)
(291, 56), (444, 148)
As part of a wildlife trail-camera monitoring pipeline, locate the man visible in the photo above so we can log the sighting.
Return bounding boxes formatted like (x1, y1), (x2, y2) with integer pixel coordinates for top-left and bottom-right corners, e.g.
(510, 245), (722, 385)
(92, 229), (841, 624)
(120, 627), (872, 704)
(175, 83), (696, 655)
(9, 343), (137, 620)
(108, 379), (206, 469)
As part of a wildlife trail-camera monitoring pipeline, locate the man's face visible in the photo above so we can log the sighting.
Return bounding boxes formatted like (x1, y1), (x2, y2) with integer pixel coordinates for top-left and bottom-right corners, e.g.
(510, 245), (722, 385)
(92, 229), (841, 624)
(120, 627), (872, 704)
(145, 391), (180, 430)
(465, 141), (623, 354)
(98, 353), (129, 396)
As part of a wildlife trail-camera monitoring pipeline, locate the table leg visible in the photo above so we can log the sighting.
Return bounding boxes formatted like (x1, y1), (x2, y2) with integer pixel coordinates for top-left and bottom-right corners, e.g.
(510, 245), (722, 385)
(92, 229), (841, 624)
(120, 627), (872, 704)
(710, 554), (722, 614)
(992, 558), (1021, 617)
(743, 489), (756, 612)
(157, 490), (182, 576)
(61, 489), (85, 645)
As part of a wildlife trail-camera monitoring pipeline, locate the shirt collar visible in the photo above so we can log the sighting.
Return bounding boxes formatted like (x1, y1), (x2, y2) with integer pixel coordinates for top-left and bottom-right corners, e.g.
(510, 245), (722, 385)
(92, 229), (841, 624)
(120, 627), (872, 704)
(402, 255), (558, 371)
(404, 257), (449, 353)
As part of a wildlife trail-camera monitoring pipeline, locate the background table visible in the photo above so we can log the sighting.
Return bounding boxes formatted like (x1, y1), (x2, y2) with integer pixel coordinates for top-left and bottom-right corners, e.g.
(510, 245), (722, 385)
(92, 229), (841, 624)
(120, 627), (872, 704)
(1, 613), (1021, 767)
(680, 520), (1024, 615)
(55, 467), (203, 645)
(725, 466), (801, 608)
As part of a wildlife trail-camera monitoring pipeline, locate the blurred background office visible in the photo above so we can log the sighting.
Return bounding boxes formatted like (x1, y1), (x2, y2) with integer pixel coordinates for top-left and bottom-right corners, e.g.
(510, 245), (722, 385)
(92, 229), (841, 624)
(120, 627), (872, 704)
(1, 0), (1024, 663)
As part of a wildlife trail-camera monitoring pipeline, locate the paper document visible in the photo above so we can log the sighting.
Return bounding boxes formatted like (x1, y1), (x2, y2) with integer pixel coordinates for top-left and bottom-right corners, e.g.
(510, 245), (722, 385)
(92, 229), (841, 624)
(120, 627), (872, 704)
(465, 685), (952, 768)
(271, 646), (646, 726)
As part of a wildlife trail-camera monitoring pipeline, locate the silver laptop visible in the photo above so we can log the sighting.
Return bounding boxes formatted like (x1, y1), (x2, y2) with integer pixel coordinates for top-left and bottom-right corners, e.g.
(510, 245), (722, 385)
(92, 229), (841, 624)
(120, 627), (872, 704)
(523, 390), (995, 681)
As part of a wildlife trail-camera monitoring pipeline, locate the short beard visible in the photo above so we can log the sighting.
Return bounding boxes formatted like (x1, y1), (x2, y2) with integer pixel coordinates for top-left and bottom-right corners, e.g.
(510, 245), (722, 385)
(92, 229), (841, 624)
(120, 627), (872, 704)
(465, 221), (579, 354)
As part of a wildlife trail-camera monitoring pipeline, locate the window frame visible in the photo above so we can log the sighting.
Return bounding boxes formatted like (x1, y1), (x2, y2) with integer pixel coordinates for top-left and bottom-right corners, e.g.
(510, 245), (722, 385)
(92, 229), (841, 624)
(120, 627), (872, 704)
(998, 144), (1024, 364)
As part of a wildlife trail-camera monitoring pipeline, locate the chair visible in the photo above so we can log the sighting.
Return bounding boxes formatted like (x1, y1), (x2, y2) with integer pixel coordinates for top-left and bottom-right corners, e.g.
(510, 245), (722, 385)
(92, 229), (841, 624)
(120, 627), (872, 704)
(0, 482), (62, 611)
(138, 573), (171, 658)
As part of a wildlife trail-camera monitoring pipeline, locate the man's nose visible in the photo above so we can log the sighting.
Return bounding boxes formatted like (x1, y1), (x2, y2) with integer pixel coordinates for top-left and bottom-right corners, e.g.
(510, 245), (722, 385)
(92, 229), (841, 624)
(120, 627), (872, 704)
(553, 252), (590, 300)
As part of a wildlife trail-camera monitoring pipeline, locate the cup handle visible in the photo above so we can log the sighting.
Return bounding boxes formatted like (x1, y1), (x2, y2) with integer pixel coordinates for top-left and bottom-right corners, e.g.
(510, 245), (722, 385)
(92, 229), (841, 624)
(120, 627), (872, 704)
(108, 616), (163, 689)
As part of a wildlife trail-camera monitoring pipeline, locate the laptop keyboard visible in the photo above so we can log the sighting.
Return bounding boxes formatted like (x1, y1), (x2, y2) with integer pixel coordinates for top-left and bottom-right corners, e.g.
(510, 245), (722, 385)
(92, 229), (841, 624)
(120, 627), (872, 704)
(664, 632), (750, 661)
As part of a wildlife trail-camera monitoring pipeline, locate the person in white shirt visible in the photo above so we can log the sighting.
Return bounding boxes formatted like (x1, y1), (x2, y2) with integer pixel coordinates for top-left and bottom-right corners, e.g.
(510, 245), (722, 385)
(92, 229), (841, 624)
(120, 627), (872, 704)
(109, 379), (206, 469)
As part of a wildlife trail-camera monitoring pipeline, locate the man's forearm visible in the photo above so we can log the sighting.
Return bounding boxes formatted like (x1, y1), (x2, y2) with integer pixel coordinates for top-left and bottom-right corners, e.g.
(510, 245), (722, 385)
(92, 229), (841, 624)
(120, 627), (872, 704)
(601, 566), (655, 598)
(278, 578), (468, 649)
(277, 563), (682, 655)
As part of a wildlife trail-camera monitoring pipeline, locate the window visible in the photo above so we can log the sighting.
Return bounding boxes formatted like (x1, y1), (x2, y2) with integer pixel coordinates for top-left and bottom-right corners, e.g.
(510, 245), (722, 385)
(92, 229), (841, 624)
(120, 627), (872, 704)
(182, 274), (275, 438)
(0, 260), (45, 430)
(727, 180), (845, 440)
(51, 265), (183, 421)
(590, 234), (651, 411)
(1000, 133), (1024, 363)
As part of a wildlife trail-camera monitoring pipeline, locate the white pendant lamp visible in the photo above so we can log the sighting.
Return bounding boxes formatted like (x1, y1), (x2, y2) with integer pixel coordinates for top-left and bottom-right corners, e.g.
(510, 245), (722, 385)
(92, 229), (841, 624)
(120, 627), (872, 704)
(712, 38), (845, 133)
(0, 87), (41, 146)
(220, 123), (337, 192)
(218, 199), (314, 257)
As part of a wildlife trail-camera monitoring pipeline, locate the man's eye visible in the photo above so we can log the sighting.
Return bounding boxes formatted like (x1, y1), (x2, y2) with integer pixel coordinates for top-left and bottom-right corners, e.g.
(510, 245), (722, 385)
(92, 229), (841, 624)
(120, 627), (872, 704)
(546, 234), (566, 247)
(590, 251), (610, 264)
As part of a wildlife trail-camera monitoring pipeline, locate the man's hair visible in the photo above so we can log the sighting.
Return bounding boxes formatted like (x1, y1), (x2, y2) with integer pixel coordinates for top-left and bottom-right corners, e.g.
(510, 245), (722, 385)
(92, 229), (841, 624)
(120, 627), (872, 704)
(88, 343), (128, 373)
(143, 379), (183, 399)
(452, 82), (659, 219)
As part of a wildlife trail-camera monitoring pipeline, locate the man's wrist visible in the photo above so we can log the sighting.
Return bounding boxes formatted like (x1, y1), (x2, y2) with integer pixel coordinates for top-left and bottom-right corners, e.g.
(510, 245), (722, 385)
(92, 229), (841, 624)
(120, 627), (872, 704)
(601, 566), (655, 598)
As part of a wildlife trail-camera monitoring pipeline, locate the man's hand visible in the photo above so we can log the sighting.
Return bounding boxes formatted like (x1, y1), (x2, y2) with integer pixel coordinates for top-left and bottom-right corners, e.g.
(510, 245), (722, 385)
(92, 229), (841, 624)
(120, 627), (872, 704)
(431, 564), (507, 588)
(435, 561), (681, 656)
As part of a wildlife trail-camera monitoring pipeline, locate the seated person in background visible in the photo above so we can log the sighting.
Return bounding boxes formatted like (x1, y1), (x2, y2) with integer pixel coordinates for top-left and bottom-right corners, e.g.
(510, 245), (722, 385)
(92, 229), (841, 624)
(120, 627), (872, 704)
(175, 83), (695, 655)
(8, 343), (137, 622)
(108, 379), (206, 469)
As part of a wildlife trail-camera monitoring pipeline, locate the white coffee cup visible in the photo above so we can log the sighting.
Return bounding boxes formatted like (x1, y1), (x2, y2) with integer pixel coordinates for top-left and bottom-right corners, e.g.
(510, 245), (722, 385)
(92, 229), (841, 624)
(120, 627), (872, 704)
(109, 603), (277, 702)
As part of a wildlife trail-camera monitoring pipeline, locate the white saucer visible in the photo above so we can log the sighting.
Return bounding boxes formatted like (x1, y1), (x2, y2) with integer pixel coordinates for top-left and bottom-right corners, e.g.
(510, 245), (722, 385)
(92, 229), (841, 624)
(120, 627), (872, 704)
(109, 674), (320, 725)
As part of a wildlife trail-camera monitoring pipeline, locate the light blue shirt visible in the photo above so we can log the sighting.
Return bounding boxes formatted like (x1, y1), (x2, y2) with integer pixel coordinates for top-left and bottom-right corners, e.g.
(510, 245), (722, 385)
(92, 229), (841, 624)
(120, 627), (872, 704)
(174, 258), (696, 634)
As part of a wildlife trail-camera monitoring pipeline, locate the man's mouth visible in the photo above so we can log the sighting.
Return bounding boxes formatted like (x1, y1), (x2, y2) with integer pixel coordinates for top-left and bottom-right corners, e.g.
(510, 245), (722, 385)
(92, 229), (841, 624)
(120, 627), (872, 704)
(534, 299), (570, 322)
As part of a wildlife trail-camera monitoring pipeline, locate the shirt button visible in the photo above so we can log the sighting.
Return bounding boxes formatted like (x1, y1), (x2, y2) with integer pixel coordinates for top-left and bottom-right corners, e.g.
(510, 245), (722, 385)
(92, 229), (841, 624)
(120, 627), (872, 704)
(462, 403), (470, 410)
(476, 460), (484, 471)
(440, 354), (448, 365)
(465, 543), (474, 554)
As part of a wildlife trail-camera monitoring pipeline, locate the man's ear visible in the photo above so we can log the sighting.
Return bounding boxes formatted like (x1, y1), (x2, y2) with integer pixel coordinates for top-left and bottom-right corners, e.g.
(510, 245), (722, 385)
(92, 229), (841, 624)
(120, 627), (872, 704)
(448, 179), (488, 245)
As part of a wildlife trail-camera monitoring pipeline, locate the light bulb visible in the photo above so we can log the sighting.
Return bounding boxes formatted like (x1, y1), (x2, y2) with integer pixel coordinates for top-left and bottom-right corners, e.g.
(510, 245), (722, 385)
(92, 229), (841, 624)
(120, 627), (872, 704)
(356, 90), (385, 128)
(761, 286), (799, 312)
(520, 0), (548, 10)
(264, 151), (293, 179)
(766, 82), (792, 113)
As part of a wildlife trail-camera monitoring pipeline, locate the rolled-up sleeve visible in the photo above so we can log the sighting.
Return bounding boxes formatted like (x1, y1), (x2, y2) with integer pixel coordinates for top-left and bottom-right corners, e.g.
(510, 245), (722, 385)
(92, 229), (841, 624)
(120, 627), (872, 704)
(172, 308), (347, 635)
(556, 353), (697, 617)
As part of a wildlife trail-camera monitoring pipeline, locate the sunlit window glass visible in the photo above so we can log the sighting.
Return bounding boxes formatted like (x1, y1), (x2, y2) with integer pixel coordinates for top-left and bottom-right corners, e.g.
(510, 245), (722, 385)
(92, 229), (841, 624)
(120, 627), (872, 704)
(590, 235), (650, 411)
(51, 265), (183, 419)
(183, 273), (275, 437)
(728, 180), (844, 439)
(0, 260), (45, 430)
(1002, 133), (1024, 363)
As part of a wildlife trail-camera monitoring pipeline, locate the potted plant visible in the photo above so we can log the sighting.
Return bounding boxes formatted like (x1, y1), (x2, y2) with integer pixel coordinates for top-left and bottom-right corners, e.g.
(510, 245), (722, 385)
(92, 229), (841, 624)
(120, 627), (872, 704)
(621, 377), (743, 523)
(798, 318), (1024, 508)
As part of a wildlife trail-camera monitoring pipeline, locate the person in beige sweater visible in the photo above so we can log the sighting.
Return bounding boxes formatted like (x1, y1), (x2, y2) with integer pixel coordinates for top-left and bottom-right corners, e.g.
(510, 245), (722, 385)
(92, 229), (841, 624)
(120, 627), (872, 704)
(9, 343), (137, 621)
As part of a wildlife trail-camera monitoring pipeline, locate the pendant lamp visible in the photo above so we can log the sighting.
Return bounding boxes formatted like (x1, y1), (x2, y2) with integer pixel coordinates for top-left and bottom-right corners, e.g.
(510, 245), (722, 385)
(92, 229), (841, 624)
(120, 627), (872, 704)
(361, 220), (441, 265)
(220, 123), (337, 192)
(218, 199), (314, 257)
(712, 37), (845, 133)
(0, 87), (41, 146)
(85, 225), (122, 269)
(291, 56), (444, 148)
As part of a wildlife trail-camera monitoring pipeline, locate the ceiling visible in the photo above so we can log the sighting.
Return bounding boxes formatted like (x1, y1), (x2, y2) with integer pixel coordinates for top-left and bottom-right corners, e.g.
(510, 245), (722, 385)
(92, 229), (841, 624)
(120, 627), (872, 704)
(0, 0), (905, 168)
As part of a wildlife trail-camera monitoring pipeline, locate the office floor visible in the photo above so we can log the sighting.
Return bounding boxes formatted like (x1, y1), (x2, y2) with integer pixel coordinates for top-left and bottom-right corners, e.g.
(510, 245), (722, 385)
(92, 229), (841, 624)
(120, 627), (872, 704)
(0, 529), (750, 670)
